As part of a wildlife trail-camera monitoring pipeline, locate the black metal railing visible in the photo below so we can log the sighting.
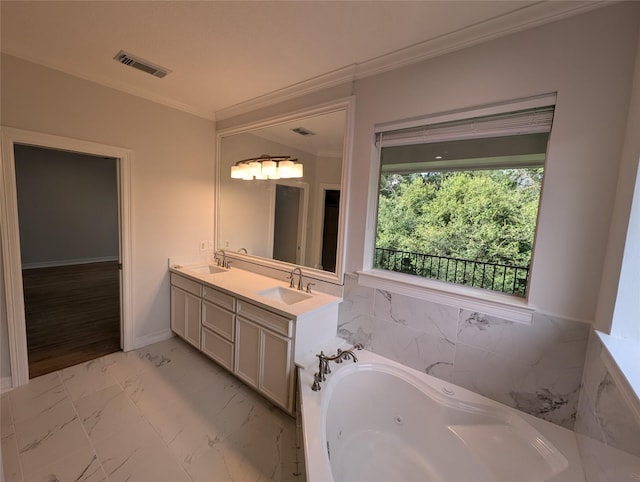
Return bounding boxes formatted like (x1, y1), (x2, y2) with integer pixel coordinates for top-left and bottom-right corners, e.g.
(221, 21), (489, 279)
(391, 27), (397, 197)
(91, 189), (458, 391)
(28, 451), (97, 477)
(374, 247), (530, 297)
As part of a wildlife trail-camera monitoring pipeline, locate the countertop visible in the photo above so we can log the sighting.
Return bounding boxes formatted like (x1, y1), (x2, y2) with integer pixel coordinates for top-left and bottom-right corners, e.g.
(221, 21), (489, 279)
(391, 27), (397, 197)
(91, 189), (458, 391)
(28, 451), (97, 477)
(169, 264), (342, 319)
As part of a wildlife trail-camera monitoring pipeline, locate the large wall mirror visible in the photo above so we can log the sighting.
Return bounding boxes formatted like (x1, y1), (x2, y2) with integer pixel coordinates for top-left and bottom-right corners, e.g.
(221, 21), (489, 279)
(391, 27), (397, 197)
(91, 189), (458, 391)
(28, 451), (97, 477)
(215, 98), (354, 284)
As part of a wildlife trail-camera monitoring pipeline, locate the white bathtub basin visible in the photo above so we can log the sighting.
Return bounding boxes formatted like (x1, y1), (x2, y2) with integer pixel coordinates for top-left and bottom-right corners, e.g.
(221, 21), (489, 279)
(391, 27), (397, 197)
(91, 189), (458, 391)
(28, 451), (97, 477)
(299, 349), (573, 482)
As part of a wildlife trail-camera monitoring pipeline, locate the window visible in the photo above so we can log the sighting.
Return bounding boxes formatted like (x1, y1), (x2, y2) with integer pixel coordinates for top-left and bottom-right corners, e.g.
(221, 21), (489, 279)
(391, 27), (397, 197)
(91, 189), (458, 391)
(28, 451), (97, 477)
(373, 100), (555, 297)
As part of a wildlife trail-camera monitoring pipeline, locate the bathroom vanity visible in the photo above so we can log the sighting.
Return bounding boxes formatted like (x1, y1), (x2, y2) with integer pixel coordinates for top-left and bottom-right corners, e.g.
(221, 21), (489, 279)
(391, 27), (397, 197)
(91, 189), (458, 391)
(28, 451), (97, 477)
(169, 263), (341, 415)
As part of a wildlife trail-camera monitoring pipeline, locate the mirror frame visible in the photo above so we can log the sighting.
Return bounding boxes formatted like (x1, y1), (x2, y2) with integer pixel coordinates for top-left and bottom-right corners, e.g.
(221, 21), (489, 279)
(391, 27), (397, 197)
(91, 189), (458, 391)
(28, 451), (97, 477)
(215, 96), (354, 285)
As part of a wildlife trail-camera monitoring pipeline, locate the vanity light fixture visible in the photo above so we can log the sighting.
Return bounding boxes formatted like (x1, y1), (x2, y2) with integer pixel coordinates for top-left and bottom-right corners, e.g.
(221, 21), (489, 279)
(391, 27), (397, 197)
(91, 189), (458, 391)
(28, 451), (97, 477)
(230, 155), (303, 180)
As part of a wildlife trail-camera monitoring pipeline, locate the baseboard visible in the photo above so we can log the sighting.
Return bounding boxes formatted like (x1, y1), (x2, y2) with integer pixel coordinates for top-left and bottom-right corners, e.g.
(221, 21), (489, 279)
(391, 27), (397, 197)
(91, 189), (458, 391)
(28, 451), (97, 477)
(22, 256), (119, 270)
(131, 329), (174, 351)
(1, 376), (13, 393)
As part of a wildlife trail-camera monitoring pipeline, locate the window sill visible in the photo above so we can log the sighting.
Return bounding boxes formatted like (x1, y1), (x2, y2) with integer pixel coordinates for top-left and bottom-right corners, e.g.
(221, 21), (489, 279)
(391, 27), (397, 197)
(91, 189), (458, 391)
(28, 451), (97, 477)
(357, 269), (535, 324)
(596, 331), (640, 424)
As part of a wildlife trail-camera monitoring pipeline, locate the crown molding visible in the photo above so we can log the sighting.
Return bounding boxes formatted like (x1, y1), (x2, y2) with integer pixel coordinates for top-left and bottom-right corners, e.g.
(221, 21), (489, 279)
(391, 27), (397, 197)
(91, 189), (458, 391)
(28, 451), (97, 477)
(353, 1), (609, 81)
(214, 64), (356, 121)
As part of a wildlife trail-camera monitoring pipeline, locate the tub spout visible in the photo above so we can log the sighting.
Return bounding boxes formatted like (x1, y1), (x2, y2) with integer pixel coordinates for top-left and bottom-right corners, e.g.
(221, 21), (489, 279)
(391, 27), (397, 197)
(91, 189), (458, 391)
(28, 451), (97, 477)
(311, 344), (363, 391)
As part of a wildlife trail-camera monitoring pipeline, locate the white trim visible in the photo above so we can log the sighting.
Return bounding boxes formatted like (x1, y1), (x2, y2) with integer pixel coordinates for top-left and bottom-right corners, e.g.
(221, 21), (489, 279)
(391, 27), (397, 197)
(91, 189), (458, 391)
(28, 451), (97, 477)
(596, 331), (640, 427)
(1, 376), (13, 393)
(215, 66), (356, 121)
(132, 329), (174, 350)
(0, 127), (134, 387)
(22, 256), (119, 270)
(358, 269), (535, 324)
(362, 95), (556, 324)
(216, 97), (355, 286)
(0, 132), (29, 387)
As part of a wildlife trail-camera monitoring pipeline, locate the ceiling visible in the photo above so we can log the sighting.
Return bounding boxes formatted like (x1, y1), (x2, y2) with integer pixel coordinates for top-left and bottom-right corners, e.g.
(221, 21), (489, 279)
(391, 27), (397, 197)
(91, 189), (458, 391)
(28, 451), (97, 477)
(1, 1), (605, 121)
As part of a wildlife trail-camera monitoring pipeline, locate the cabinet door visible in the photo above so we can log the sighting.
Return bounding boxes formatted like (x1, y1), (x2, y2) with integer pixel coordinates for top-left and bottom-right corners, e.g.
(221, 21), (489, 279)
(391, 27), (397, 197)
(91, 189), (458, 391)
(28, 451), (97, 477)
(184, 291), (201, 348)
(170, 286), (186, 338)
(171, 286), (201, 348)
(261, 329), (293, 411)
(235, 317), (260, 389)
(202, 327), (234, 372)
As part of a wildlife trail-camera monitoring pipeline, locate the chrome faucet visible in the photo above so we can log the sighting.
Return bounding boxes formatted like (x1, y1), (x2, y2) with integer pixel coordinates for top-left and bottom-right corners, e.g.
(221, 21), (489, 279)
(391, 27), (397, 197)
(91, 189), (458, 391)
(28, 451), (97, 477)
(214, 249), (226, 267)
(288, 267), (303, 291)
(311, 344), (364, 391)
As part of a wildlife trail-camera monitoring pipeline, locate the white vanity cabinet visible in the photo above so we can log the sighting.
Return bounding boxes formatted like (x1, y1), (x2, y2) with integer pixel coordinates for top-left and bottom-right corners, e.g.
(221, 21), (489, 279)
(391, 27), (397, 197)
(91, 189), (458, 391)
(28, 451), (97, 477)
(235, 300), (294, 413)
(170, 271), (297, 414)
(170, 273), (202, 348)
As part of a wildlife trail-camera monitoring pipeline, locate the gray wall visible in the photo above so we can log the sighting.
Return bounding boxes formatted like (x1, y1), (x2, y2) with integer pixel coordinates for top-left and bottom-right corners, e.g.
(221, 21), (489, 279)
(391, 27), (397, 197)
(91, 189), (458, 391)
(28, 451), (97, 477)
(14, 145), (118, 267)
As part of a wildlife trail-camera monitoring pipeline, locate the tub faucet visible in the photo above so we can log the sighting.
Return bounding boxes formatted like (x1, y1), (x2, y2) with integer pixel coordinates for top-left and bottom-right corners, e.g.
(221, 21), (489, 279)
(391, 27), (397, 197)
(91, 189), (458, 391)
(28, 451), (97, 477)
(311, 344), (364, 391)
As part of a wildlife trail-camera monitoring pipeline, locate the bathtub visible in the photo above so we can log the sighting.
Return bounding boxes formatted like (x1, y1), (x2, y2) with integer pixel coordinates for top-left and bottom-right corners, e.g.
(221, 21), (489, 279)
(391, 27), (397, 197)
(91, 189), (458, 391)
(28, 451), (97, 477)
(298, 348), (584, 482)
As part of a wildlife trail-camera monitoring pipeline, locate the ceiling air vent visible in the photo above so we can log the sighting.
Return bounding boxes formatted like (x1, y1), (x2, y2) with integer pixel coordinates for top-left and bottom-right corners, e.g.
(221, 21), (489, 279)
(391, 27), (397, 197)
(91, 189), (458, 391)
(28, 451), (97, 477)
(291, 127), (316, 136)
(113, 50), (171, 78)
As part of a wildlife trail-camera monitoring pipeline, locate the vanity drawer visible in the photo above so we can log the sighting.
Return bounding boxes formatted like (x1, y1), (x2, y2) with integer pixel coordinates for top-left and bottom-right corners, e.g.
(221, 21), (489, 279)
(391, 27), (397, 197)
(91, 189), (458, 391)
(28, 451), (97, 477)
(202, 300), (235, 341)
(237, 300), (292, 338)
(201, 327), (234, 372)
(203, 286), (235, 311)
(170, 273), (202, 296)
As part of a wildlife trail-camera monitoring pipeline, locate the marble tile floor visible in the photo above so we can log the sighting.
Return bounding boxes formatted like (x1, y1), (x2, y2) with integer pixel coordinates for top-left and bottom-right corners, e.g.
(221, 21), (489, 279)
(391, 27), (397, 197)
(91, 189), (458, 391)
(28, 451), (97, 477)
(1, 337), (304, 482)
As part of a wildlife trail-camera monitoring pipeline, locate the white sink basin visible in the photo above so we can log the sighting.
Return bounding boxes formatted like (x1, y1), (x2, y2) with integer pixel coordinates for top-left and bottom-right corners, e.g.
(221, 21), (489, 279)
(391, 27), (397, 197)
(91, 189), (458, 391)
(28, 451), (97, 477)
(256, 286), (311, 305)
(186, 265), (227, 275)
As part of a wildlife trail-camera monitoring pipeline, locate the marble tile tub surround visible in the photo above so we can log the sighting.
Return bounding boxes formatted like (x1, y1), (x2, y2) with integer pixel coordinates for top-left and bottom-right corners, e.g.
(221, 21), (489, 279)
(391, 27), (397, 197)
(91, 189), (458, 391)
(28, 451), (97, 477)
(1, 337), (302, 482)
(574, 330), (640, 481)
(338, 273), (590, 429)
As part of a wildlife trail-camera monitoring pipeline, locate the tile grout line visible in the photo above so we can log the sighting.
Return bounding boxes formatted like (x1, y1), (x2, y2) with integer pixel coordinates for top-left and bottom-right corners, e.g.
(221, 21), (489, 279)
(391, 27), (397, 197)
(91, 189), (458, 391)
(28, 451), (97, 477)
(59, 363), (112, 482)
(4, 391), (25, 482)
(108, 348), (197, 482)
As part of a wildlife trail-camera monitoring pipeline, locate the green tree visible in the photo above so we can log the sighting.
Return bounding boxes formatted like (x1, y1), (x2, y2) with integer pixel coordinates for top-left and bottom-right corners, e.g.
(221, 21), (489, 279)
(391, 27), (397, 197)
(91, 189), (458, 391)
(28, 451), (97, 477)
(376, 168), (542, 281)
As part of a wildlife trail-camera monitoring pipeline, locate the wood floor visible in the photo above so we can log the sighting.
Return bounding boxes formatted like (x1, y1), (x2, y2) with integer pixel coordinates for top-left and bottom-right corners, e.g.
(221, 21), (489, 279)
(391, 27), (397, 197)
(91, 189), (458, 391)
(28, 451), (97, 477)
(22, 261), (121, 378)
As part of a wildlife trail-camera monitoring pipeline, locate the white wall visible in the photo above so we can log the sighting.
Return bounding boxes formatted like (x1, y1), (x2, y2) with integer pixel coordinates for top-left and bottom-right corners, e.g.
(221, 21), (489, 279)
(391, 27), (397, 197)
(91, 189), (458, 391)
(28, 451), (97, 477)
(346, 3), (639, 323)
(596, 29), (640, 340)
(1, 54), (216, 367)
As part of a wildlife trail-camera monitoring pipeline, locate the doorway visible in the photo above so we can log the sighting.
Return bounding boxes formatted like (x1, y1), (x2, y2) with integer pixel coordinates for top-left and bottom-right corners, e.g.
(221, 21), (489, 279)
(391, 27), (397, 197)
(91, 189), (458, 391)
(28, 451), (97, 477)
(321, 189), (340, 272)
(1, 127), (133, 387)
(14, 145), (121, 377)
(272, 183), (307, 264)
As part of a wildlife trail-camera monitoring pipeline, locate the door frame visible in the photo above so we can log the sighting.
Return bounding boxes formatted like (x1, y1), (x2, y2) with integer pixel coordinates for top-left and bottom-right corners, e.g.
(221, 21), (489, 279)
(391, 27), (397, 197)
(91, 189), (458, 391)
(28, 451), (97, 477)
(0, 127), (133, 387)
(314, 183), (341, 270)
(268, 180), (309, 265)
